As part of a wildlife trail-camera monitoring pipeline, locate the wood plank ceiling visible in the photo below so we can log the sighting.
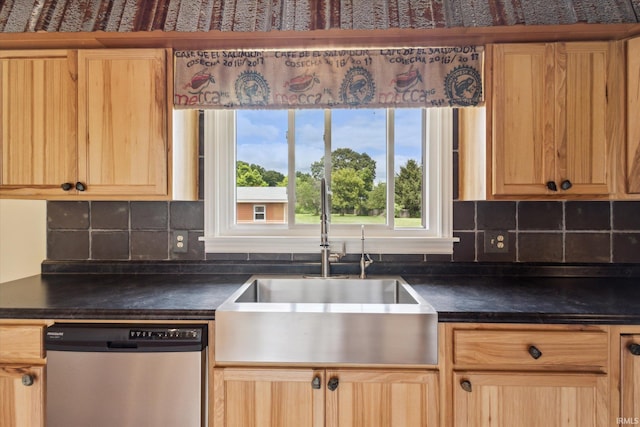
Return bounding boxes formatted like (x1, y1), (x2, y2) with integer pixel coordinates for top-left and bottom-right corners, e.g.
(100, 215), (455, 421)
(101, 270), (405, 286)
(0, 0), (639, 34)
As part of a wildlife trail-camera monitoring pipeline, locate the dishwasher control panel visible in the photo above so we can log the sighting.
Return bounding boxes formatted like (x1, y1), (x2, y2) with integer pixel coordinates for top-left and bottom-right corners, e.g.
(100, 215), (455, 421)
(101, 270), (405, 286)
(45, 324), (207, 352)
(129, 328), (201, 340)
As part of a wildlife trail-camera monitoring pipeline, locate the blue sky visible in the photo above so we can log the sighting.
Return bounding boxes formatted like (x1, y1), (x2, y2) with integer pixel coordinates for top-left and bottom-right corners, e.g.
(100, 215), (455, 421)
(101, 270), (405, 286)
(236, 109), (422, 182)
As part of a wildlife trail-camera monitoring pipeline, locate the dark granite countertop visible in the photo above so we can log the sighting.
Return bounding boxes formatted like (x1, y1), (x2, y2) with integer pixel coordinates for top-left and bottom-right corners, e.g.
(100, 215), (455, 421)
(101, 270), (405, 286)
(0, 273), (248, 321)
(1, 262), (639, 324)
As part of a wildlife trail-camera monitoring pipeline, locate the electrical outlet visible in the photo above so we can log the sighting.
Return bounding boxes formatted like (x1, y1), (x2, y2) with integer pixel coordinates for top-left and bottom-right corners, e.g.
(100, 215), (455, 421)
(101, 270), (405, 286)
(172, 230), (188, 253)
(484, 231), (509, 253)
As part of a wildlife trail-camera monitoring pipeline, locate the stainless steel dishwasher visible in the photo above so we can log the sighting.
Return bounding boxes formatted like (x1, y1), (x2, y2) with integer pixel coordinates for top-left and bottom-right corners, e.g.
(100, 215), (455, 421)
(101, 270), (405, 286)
(45, 323), (207, 427)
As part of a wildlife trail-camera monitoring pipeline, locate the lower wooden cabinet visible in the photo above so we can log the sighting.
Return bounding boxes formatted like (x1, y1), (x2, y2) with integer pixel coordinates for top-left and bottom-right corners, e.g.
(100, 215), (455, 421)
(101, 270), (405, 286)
(0, 365), (44, 427)
(326, 369), (439, 427)
(452, 371), (608, 426)
(0, 323), (45, 427)
(621, 334), (640, 424)
(212, 368), (439, 427)
(213, 368), (325, 427)
(447, 323), (611, 427)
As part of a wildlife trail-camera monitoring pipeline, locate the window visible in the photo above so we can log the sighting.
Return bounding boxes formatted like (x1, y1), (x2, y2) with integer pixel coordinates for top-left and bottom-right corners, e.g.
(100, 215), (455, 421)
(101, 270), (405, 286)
(253, 205), (266, 222)
(203, 108), (457, 254)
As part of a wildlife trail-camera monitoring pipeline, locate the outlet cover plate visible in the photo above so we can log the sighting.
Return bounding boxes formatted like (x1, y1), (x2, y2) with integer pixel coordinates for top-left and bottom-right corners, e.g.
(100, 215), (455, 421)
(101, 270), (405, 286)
(484, 230), (509, 253)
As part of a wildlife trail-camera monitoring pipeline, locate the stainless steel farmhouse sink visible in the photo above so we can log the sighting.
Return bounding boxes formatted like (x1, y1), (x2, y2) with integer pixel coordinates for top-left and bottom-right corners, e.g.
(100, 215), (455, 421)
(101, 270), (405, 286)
(215, 275), (438, 365)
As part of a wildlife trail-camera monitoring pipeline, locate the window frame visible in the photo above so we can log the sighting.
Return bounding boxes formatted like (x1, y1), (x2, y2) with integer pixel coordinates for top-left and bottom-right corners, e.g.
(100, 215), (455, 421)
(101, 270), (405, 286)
(203, 108), (457, 254)
(253, 205), (266, 222)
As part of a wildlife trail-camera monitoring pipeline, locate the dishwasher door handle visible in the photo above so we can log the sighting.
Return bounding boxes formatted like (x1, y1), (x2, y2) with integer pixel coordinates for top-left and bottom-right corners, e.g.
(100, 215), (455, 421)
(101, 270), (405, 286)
(107, 341), (138, 349)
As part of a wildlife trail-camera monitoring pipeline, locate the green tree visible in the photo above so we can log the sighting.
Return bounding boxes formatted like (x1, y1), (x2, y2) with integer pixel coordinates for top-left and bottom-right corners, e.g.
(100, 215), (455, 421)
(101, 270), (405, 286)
(261, 169), (285, 187)
(311, 148), (376, 192)
(395, 159), (422, 217)
(295, 173), (320, 214)
(366, 182), (387, 212)
(332, 168), (365, 215)
(236, 161), (267, 187)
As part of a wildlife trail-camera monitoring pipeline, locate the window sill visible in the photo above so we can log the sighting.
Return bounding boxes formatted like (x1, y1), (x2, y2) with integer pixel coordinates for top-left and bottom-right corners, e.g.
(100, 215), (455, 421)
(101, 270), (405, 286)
(202, 236), (459, 254)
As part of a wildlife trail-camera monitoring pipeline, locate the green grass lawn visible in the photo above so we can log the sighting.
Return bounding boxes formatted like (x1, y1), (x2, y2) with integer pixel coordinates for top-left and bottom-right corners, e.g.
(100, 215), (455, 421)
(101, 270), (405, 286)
(295, 213), (422, 227)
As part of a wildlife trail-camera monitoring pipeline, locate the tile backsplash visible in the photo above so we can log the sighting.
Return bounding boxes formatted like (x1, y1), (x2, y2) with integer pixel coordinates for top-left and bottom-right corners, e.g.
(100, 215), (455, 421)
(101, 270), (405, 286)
(47, 200), (640, 263)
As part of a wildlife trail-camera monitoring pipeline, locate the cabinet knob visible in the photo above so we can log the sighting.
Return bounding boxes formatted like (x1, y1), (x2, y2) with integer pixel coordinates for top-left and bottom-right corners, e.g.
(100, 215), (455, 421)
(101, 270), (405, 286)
(460, 380), (472, 392)
(629, 343), (640, 356)
(75, 182), (86, 191)
(327, 377), (339, 391)
(560, 180), (572, 191)
(528, 345), (543, 359)
(21, 374), (34, 387)
(61, 182), (74, 191)
(546, 181), (558, 191)
(311, 376), (321, 389)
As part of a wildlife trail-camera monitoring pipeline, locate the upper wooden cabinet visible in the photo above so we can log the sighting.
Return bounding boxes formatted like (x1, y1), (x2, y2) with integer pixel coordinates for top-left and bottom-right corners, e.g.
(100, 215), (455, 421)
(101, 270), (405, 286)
(76, 49), (168, 197)
(0, 49), (170, 199)
(491, 42), (620, 198)
(0, 50), (78, 198)
(627, 38), (640, 194)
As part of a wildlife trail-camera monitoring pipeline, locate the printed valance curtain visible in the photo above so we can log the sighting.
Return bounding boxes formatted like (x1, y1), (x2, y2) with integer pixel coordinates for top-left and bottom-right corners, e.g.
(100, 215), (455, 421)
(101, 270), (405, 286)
(174, 46), (483, 109)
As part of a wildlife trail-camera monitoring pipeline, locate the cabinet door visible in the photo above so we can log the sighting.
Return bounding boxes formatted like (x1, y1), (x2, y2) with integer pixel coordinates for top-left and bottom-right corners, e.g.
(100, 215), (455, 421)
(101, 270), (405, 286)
(0, 365), (44, 427)
(453, 371), (608, 427)
(77, 49), (168, 197)
(0, 51), (77, 198)
(492, 44), (556, 196)
(556, 42), (610, 195)
(326, 370), (439, 427)
(213, 368), (325, 427)
(628, 38), (640, 194)
(622, 335), (640, 422)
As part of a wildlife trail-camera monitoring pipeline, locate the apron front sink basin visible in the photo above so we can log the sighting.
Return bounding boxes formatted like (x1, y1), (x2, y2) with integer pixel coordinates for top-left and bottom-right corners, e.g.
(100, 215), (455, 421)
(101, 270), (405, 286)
(215, 275), (437, 365)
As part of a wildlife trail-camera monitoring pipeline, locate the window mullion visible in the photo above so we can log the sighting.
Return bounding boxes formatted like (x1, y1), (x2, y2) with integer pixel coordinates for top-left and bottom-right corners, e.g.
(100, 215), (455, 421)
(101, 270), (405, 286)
(387, 109), (395, 229)
(287, 110), (296, 227)
(323, 109), (332, 184)
(422, 108), (428, 229)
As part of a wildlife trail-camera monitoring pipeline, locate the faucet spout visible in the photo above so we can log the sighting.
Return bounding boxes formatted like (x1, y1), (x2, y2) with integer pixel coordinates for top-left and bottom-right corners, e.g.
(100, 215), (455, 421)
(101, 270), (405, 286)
(320, 178), (331, 277)
(359, 225), (373, 279)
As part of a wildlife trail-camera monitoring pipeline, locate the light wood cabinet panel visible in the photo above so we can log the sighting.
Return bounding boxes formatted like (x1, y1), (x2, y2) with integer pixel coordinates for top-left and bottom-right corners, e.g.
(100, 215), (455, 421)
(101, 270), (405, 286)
(213, 368), (325, 427)
(0, 365), (44, 427)
(213, 367), (438, 427)
(453, 371), (608, 427)
(628, 37), (640, 194)
(453, 329), (608, 371)
(621, 335), (640, 423)
(1, 48), (171, 199)
(77, 49), (168, 197)
(492, 43), (555, 196)
(325, 369), (439, 427)
(491, 42), (613, 197)
(0, 50), (77, 198)
(0, 323), (46, 427)
(0, 325), (44, 362)
(556, 42), (609, 195)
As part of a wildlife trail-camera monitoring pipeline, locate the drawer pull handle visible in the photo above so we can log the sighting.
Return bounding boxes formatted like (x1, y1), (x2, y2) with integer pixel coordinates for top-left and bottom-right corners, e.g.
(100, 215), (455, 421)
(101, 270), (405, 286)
(560, 179), (572, 191)
(629, 343), (640, 356)
(75, 182), (87, 191)
(21, 374), (34, 387)
(546, 181), (558, 191)
(528, 345), (543, 359)
(311, 376), (321, 389)
(460, 380), (472, 392)
(327, 377), (339, 391)
(61, 182), (74, 191)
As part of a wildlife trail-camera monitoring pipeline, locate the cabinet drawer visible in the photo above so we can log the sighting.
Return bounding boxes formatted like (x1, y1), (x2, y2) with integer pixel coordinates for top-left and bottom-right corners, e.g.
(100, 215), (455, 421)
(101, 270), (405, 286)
(0, 325), (44, 361)
(453, 329), (608, 370)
